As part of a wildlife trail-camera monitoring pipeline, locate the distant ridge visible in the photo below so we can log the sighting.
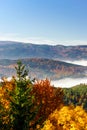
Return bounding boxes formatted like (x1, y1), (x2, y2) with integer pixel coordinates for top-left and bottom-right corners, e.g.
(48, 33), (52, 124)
(0, 58), (86, 80)
(0, 41), (87, 60)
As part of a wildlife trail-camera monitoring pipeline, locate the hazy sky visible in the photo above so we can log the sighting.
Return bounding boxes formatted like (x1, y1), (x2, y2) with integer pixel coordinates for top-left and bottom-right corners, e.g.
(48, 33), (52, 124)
(0, 0), (87, 45)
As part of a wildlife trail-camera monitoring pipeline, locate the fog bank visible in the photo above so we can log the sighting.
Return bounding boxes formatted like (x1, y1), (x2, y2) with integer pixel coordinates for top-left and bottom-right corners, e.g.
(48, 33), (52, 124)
(65, 60), (87, 66)
(51, 77), (87, 88)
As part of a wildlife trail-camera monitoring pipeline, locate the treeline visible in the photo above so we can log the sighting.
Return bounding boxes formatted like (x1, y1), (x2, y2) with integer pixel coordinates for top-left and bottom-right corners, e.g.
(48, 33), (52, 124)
(63, 84), (87, 110)
(0, 61), (87, 130)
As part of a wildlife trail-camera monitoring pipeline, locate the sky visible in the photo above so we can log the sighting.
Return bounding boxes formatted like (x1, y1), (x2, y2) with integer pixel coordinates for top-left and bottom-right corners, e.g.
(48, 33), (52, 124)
(0, 0), (87, 45)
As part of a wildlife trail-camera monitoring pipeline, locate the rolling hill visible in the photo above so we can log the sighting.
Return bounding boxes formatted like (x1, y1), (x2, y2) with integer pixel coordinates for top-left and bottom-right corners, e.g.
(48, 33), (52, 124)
(0, 58), (87, 80)
(0, 41), (87, 60)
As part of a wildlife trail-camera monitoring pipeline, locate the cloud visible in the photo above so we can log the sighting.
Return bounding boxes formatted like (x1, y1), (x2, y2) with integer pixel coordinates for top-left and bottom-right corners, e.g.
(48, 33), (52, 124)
(51, 77), (87, 88)
(65, 60), (87, 66)
(62, 40), (87, 46)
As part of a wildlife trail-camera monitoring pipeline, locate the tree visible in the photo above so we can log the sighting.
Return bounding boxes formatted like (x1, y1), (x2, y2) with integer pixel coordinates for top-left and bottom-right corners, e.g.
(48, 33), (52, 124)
(33, 79), (64, 125)
(41, 106), (87, 130)
(0, 61), (40, 130)
(15, 60), (29, 81)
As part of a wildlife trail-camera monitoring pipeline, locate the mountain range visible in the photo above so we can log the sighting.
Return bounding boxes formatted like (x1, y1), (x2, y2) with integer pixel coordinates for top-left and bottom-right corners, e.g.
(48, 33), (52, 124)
(0, 58), (86, 80)
(0, 41), (87, 80)
(0, 41), (87, 60)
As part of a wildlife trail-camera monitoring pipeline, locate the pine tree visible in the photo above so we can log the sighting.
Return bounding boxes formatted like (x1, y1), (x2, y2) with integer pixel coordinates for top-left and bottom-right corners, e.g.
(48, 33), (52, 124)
(7, 60), (39, 130)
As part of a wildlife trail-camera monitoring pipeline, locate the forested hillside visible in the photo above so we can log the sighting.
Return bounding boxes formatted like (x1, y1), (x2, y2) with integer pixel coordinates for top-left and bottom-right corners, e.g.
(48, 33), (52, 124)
(0, 58), (86, 79)
(63, 84), (87, 110)
(0, 41), (87, 60)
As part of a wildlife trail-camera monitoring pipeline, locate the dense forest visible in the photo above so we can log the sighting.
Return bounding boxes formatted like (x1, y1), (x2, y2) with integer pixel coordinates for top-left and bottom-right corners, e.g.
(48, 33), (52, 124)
(63, 84), (87, 110)
(0, 61), (87, 130)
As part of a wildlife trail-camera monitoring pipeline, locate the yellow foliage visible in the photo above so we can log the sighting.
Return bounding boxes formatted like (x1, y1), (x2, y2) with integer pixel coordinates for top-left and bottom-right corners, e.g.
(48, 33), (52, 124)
(0, 79), (15, 110)
(0, 78), (16, 125)
(41, 106), (87, 130)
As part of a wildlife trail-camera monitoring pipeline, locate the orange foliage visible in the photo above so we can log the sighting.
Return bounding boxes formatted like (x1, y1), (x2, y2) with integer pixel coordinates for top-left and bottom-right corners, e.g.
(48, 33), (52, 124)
(0, 78), (15, 110)
(33, 79), (63, 124)
(0, 78), (63, 129)
(0, 78), (16, 126)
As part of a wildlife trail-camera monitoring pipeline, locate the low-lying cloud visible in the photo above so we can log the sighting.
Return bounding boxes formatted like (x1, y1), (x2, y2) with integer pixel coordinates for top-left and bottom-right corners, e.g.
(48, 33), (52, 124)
(65, 60), (87, 66)
(51, 77), (87, 88)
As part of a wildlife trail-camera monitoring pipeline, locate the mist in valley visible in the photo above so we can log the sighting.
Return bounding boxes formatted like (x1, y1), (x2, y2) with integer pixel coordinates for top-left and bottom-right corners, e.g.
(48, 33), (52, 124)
(51, 60), (87, 88)
(51, 77), (87, 88)
(65, 60), (87, 66)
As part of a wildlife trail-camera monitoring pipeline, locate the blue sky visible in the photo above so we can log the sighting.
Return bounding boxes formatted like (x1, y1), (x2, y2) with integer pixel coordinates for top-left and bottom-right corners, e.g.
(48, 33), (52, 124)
(0, 0), (87, 45)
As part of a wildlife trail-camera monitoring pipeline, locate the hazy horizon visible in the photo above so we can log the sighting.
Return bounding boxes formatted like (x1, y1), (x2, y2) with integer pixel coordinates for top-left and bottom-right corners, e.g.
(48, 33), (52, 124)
(0, 40), (87, 46)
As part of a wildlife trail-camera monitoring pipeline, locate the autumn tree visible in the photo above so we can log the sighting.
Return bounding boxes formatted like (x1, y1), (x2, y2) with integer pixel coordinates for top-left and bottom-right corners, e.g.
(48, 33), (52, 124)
(0, 78), (15, 130)
(33, 79), (64, 125)
(41, 106), (87, 130)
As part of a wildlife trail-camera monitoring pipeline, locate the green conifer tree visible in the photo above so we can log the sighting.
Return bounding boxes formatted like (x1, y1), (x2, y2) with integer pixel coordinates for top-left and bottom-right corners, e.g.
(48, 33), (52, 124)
(8, 60), (39, 130)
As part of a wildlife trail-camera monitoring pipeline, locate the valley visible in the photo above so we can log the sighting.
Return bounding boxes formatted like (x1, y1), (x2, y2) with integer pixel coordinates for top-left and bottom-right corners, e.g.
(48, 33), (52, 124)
(0, 41), (87, 86)
(0, 58), (86, 81)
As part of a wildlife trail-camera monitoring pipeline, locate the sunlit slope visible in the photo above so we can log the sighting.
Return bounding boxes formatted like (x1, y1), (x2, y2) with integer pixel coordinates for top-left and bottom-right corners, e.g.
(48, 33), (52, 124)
(0, 41), (87, 60)
(0, 58), (86, 79)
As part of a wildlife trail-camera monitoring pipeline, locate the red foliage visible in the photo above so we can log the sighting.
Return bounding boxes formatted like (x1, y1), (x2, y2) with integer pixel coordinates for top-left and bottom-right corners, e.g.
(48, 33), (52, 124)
(33, 79), (64, 124)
